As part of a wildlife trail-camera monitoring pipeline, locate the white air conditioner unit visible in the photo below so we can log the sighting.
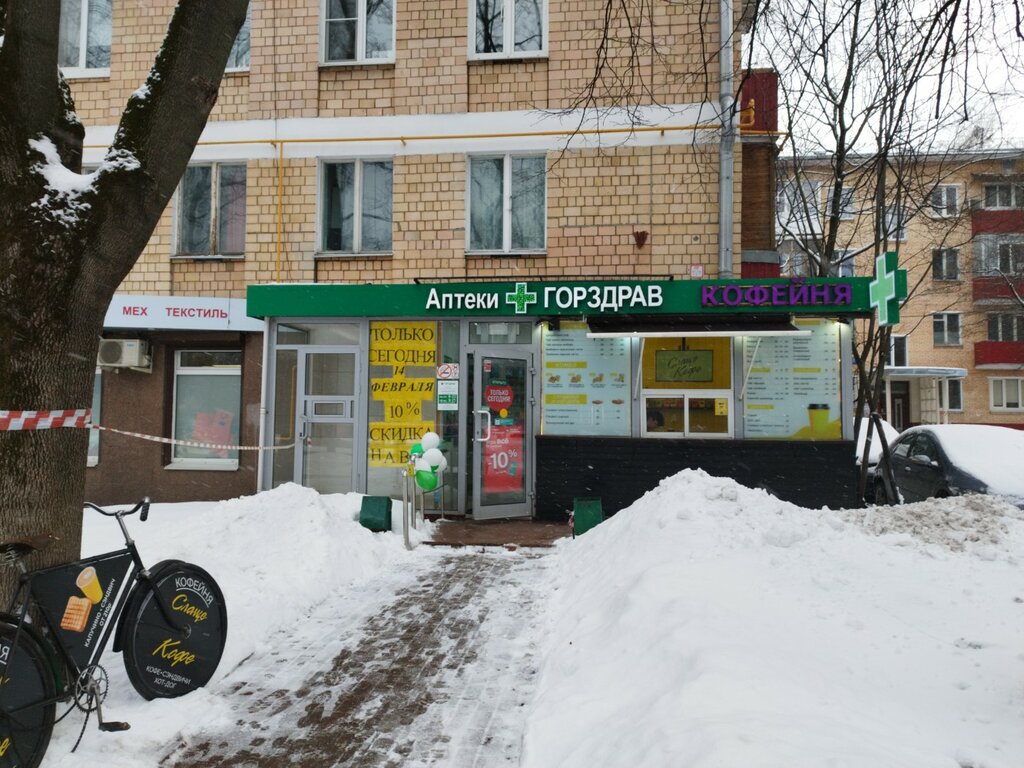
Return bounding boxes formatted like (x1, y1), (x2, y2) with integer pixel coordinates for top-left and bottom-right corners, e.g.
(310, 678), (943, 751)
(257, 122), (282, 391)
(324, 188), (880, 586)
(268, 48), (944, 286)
(97, 339), (150, 369)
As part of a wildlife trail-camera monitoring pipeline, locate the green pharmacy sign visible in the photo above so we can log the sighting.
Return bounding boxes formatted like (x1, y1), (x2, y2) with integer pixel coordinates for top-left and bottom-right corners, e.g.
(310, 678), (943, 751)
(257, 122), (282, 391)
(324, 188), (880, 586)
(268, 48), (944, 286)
(869, 252), (908, 326)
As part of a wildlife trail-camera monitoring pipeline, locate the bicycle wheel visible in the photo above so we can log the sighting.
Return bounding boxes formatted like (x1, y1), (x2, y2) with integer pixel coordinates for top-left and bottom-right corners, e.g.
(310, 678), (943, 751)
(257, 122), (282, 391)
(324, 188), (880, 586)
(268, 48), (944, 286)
(120, 561), (227, 701)
(0, 622), (56, 768)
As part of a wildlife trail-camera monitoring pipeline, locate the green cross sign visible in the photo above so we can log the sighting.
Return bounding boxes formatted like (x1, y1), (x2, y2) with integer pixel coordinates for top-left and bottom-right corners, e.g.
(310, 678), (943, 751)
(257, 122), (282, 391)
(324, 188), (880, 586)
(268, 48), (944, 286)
(505, 282), (537, 314)
(868, 252), (907, 326)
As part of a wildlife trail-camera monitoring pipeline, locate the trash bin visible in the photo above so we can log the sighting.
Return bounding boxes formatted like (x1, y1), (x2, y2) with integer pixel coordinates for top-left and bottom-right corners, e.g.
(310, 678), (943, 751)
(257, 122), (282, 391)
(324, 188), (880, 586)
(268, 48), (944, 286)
(359, 496), (392, 532)
(573, 497), (603, 537)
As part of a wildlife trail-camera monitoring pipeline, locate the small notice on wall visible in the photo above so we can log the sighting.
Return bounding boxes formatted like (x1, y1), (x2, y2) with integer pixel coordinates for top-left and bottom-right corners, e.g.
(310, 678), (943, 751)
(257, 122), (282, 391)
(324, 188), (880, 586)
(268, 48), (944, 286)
(542, 321), (631, 436)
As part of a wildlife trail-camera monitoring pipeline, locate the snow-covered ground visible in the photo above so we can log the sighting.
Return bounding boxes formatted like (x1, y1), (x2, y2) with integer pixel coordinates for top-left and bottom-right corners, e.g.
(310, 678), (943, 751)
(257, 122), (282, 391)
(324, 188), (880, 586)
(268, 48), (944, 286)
(37, 474), (1024, 767)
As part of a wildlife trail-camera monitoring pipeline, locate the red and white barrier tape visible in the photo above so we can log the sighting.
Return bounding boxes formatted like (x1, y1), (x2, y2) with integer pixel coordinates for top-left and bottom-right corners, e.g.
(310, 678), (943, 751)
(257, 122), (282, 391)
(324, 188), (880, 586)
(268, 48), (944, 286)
(1, 409), (294, 451)
(0, 409), (91, 431)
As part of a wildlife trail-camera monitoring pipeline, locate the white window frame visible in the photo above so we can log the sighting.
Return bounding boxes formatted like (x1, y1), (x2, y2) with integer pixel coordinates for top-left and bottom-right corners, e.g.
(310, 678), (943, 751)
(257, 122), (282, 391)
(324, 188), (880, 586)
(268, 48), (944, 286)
(930, 185), (959, 218)
(983, 183), (1024, 210)
(59, 0), (112, 78)
(884, 207), (906, 242)
(776, 179), (822, 236)
(320, 0), (396, 65)
(990, 377), (1024, 411)
(174, 163), (248, 259)
(466, 153), (547, 255)
(931, 248), (959, 281)
(225, 4), (252, 72)
(889, 334), (908, 367)
(933, 312), (961, 346)
(169, 350), (242, 470)
(318, 158), (394, 256)
(468, 0), (548, 60)
(938, 379), (963, 412)
(826, 187), (855, 221)
(834, 249), (855, 277)
(641, 392), (734, 439)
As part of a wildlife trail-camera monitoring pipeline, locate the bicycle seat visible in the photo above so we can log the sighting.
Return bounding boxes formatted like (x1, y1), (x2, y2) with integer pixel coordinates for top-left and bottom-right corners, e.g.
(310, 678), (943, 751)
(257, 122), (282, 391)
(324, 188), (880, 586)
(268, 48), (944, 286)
(0, 534), (58, 566)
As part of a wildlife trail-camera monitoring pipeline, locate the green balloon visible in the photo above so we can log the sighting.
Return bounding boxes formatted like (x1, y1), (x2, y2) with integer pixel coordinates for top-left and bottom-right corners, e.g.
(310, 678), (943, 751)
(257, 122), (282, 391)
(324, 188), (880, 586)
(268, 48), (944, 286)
(415, 469), (438, 491)
(409, 443), (424, 457)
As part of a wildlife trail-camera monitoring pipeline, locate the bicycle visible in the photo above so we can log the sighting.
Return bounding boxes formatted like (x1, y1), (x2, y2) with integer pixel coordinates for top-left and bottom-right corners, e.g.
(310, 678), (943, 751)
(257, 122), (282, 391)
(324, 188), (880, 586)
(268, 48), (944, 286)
(0, 498), (228, 768)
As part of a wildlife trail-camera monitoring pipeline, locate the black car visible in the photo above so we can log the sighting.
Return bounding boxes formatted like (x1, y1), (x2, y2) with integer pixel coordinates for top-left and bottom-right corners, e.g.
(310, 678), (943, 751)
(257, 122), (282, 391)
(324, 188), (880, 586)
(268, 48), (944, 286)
(874, 424), (1024, 507)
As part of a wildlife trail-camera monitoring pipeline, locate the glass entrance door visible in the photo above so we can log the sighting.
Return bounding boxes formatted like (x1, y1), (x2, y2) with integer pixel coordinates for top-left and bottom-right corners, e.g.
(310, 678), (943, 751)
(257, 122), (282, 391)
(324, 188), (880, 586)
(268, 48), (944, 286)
(471, 350), (532, 520)
(296, 350), (360, 493)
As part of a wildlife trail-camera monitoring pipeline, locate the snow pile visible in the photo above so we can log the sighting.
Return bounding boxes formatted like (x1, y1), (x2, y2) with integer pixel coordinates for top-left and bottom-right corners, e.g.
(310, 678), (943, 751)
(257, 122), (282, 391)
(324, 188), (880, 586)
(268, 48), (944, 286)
(523, 469), (1024, 768)
(44, 484), (428, 767)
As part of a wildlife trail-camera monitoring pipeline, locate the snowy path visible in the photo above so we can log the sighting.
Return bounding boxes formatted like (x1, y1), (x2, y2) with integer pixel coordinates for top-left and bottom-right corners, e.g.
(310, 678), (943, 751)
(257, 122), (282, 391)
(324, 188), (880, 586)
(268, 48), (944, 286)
(160, 548), (552, 767)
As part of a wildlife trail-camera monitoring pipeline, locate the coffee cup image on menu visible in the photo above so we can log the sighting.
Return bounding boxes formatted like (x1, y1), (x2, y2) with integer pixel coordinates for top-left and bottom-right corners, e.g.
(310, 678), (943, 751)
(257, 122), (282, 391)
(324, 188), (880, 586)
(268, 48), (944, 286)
(807, 403), (831, 433)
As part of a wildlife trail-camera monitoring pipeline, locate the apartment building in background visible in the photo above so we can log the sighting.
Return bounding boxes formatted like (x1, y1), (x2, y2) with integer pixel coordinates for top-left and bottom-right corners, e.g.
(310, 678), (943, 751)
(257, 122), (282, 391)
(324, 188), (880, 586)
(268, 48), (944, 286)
(777, 151), (1024, 432)
(71, 0), (883, 514)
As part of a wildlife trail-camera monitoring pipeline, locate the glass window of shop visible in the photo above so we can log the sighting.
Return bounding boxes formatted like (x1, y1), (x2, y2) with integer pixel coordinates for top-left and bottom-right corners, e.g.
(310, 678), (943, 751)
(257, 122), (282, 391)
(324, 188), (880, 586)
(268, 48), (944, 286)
(366, 320), (460, 510)
(739, 319), (843, 439)
(641, 338), (732, 438)
(540, 321), (632, 436)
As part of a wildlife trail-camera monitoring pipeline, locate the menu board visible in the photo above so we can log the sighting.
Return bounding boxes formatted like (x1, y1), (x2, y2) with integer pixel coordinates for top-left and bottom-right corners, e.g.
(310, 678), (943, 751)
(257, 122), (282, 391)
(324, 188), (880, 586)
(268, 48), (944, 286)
(741, 319), (842, 440)
(542, 321), (631, 436)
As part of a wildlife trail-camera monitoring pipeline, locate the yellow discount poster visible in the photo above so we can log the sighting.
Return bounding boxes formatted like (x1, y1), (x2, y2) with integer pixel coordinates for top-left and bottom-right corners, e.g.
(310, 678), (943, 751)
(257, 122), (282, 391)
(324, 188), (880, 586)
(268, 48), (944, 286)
(369, 322), (437, 467)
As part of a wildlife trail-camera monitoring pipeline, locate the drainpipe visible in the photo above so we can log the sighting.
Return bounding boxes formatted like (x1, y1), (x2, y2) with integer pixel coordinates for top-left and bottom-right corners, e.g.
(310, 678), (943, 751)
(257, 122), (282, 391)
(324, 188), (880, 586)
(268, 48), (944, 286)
(718, 0), (735, 278)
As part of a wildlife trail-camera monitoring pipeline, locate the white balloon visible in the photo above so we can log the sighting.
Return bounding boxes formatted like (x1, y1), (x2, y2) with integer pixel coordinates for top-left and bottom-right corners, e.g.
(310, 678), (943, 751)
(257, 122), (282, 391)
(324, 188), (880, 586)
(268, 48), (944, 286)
(437, 456), (448, 472)
(423, 447), (444, 468)
(421, 431), (440, 450)
(414, 458), (432, 473)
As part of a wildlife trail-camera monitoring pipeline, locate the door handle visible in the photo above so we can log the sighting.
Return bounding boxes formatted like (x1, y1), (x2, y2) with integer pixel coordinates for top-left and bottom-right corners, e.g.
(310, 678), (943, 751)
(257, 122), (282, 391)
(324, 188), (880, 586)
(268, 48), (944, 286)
(476, 408), (492, 442)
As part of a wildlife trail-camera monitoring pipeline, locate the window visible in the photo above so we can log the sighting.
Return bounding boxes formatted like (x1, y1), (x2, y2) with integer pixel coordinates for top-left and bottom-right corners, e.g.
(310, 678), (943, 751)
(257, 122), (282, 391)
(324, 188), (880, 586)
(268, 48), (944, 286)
(321, 159), (393, 254)
(933, 313), (961, 346)
(776, 180), (821, 235)
(473, 0), (545, 57)
(226, 4), (251, 71)
(87, 370), (101, 466)
(884, 207), (906, 241)
(988, 313), (1024, 341)
(939, 380), (963, 411)
(834, 250), (855, 277)
(930, 185), (959, 217)
(176, 164), (247, 257)
(889, 334), (908, 367)
(979, 241), (1024, 275)
(59, 0), (112, 73)
(826, 187), (855, 220)
(931, 248), (959, 280)
(991, 377), (1023, 411)
(983, 183), (1024, 209)
(323, 0), (395, 63)
(171, 351), (242, 467)
(468, 154), (546, 253)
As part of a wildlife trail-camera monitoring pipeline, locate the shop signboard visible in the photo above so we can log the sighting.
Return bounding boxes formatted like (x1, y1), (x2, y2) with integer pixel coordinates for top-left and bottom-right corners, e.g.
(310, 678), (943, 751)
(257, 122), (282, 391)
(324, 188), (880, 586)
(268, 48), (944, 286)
(249, 277), (889, 320)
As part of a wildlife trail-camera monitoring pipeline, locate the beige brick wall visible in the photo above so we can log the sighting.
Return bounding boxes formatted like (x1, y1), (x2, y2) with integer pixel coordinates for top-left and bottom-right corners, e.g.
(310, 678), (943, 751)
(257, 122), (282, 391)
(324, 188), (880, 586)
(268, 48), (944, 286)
(72, 0), (743, 300)
(784, 157), (1024, 427)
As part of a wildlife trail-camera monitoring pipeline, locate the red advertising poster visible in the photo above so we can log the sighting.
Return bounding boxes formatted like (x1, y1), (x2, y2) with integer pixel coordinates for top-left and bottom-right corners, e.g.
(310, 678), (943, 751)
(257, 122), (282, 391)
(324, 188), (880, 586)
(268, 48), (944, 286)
(483, 424), (524, 494)
(484, 384), (514, 411)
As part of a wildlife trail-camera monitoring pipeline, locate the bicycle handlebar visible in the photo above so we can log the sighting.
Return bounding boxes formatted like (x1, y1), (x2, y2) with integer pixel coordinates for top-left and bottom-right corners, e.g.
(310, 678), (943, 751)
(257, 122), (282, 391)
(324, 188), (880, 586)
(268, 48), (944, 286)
(84, 497), (151, 520)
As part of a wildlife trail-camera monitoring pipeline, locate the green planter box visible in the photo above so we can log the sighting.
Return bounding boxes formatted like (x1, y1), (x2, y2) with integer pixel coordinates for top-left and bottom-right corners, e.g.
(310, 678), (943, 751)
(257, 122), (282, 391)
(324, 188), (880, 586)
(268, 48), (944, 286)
(573, 497), (604, 537)
(359, 496), (392, 532)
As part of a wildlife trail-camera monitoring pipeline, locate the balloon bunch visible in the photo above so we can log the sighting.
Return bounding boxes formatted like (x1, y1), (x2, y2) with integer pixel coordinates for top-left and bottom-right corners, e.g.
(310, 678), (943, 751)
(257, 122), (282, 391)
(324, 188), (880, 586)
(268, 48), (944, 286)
(409, 431), (448, 491)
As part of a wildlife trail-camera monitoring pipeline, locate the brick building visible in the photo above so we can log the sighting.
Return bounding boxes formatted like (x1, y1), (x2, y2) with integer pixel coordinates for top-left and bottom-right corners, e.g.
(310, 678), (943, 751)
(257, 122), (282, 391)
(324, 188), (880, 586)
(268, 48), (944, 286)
(777, 151), (1024, 431)
(75, 1), (874, 513)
